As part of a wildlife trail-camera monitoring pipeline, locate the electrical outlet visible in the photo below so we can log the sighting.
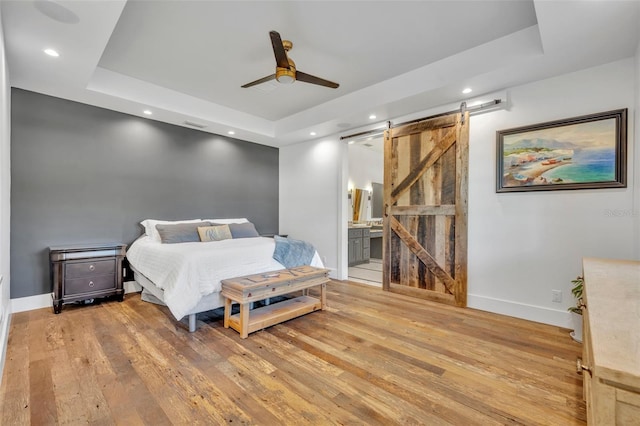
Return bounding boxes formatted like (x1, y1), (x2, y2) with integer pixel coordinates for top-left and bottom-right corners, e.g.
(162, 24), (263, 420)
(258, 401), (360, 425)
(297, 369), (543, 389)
(552, 289), (562, 303)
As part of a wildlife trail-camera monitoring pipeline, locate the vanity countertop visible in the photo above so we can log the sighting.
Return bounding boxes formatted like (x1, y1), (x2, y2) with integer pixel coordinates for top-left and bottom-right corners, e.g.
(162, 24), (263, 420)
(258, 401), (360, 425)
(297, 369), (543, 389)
(349, 224), (383, 229)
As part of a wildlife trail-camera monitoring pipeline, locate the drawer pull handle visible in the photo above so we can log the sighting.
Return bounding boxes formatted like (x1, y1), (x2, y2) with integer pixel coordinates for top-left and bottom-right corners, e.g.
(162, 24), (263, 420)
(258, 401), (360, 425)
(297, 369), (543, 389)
(89, 281), (95, 288)
(576, 358), (592, 376)
(89, 265), (95, 271)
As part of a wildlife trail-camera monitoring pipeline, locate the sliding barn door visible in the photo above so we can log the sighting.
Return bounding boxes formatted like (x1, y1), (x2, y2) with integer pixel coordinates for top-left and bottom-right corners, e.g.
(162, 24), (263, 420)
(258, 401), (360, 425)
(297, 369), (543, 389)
(382, 112), (469, 307)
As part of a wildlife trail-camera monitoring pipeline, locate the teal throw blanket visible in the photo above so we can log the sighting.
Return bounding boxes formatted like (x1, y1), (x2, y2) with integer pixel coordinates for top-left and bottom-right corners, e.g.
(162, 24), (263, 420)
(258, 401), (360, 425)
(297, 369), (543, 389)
(273, 235), (316, 268)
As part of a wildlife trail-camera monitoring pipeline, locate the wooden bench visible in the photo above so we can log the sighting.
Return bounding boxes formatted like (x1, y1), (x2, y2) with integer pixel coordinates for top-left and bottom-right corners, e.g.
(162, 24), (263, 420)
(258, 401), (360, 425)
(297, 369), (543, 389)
(221, 265), (329, 338)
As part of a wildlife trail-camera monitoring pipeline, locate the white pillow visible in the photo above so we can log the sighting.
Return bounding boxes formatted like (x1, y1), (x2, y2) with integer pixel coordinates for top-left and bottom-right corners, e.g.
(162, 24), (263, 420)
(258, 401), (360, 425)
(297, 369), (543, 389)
(140, 218), (202, 242)
(202, 218), (249, 224)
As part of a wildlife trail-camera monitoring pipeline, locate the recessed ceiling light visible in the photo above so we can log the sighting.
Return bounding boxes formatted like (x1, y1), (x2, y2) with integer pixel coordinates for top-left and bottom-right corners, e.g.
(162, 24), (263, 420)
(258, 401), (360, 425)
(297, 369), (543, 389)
(143, 110), (152, 115)
(44, 48), (59, 57)
(228, 131), (235, 135)
(462, 87), (472, 94)
(369, 114), (376, 120)
(310, 132), (317, 136)
(348, 141), (355, 145)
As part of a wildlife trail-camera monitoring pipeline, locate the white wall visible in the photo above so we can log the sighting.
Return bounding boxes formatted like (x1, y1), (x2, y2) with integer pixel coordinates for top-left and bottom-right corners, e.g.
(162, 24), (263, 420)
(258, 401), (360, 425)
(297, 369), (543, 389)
(348, 144), (383, 190)
(279, 138), (347, 278)
(0, 7), (12, 380)
(280, 57), (638, 327)
(467, 58), (636, 327)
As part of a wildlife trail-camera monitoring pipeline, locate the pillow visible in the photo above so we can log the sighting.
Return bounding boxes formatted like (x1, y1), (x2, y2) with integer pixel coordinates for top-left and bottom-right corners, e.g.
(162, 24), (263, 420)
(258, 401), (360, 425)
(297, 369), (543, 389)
(228, 222), (259, 239)
(202, 218), (249, 224)
(156, 221), (212, 244)
(140, 218), (202, 242)
(198, 225), (232, 242)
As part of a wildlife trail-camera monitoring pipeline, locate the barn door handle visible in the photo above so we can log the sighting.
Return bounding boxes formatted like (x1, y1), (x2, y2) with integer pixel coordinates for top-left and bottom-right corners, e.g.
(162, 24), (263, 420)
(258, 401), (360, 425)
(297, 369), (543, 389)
(384, 204), (389, 217)
(576, 358), (592, 376)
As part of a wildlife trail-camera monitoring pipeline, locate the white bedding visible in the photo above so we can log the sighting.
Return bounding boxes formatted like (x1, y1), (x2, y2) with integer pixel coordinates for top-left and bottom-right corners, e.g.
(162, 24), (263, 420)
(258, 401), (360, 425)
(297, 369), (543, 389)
(126, 236), (324, 320)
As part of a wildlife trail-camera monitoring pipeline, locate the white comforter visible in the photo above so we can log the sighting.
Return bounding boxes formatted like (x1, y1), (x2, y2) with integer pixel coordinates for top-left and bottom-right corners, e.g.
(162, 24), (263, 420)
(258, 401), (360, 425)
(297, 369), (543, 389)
(127, 236), (323, 320)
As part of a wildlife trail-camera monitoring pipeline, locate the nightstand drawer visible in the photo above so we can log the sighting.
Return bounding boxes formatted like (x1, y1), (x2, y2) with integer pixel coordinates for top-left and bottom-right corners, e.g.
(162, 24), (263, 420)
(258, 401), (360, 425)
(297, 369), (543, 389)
(64, 275), (116, 296)
(65, 259), (115, 279)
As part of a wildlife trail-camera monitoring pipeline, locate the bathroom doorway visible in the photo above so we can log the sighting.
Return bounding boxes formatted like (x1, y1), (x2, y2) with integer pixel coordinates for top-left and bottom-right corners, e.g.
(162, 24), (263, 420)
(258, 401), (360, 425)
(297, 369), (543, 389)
(347, 138), (383, 286)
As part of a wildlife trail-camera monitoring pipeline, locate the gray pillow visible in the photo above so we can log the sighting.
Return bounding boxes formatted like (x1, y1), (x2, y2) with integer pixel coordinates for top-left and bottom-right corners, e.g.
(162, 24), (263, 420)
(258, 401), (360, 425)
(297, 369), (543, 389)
(156, 221), (212, 244)
(228, 222), (260, 238)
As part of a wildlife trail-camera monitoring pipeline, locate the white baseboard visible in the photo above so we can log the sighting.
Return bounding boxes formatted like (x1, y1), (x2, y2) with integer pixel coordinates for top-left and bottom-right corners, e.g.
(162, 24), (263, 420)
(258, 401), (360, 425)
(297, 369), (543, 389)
(11, 292), (52, 313)
(468, 293), (571, 328)
(11, 284), (142, 314)
(0, 307), (11, 384)
(327, 268), (338, 280)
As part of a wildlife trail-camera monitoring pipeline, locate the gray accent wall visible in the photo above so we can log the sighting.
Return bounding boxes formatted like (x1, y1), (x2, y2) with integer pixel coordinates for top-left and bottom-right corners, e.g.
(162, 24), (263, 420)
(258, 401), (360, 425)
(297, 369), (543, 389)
(11, 88), (279, 298)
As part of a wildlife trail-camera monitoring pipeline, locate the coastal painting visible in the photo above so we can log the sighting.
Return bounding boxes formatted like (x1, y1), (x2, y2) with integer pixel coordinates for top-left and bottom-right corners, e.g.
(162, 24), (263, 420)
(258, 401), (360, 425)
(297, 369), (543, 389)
(496, 109), (627, 192)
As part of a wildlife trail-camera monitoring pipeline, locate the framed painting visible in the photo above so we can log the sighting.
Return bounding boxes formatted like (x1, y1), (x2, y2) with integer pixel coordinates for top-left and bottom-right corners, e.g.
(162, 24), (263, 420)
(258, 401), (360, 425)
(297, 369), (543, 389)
(496, 109), (627, 192)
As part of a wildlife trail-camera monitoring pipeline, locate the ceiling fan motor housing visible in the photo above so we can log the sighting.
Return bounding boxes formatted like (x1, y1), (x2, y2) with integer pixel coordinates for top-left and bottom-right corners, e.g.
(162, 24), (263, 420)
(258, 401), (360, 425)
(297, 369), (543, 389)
(276, 67), (296, 84)
(276, 49), (296, 84)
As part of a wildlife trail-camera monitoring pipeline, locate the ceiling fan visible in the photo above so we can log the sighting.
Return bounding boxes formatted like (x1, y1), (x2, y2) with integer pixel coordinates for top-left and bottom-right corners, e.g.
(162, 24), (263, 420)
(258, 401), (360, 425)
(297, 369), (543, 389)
(241, 31), (339, 89)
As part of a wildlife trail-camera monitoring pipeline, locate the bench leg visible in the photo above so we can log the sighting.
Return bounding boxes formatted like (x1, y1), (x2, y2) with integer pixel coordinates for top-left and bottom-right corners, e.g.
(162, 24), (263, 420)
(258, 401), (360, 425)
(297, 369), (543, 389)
(188, 314), (197, 332)
(320, 282), (327, 310)
(239, 302), (250, 339)
(224, 297), (232, 328)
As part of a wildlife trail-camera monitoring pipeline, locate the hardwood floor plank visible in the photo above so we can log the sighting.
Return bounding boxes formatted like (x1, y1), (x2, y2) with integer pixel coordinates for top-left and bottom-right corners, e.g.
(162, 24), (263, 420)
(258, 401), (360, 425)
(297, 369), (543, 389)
(328, 294), (581, 396)
(28, 311), (59, 426)
(243, 332), (374, 425)
(202, 326), (340, 424)
(28, 359), (57, 426)
(89, 305), (176, 425)
(120, 298), (286, 424)
(0, 281), (586, 425)
(275, 319), (520, 425)
(99, 304), (245, 425)
(325, 288), (586, 423)
(269, 324), (464, 425)
(0, 314), (31, 425)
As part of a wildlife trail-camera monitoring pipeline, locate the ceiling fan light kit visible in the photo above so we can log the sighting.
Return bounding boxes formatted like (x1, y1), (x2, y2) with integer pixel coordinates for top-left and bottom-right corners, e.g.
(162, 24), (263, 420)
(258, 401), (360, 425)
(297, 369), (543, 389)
(242, 30), (339, 89)
(276, 67), (296, 84)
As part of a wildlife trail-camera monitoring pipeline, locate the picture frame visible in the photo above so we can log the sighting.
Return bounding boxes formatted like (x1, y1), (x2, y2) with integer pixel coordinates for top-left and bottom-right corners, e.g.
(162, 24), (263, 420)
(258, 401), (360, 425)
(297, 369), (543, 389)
(496, 109), (627, 193)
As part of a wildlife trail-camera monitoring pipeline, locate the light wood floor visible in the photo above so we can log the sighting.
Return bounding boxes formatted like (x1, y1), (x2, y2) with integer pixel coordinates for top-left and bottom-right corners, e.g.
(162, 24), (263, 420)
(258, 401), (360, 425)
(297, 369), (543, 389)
(0, 281), (586, 425)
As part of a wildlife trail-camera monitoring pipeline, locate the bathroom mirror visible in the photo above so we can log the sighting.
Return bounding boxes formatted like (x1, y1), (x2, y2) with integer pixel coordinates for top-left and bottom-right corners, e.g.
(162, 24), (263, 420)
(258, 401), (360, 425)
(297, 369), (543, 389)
(352, 188), (370, 222)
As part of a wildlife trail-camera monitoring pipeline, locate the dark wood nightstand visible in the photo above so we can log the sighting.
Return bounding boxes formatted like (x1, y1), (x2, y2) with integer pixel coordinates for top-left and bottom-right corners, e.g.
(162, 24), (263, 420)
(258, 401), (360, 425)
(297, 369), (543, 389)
(49, 243), (126, 314)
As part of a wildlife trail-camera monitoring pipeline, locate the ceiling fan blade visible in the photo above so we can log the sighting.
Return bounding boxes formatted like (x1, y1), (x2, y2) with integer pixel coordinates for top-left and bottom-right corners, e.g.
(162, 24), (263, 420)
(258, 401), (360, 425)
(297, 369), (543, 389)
(270, 31), (290, 69)
(296, 71), (339, 89)
(241, 74), (276, 88)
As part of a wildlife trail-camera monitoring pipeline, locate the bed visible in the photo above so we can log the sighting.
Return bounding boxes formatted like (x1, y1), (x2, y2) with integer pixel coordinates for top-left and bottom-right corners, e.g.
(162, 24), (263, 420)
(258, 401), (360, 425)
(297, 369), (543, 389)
(126, 218), (324, 332)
